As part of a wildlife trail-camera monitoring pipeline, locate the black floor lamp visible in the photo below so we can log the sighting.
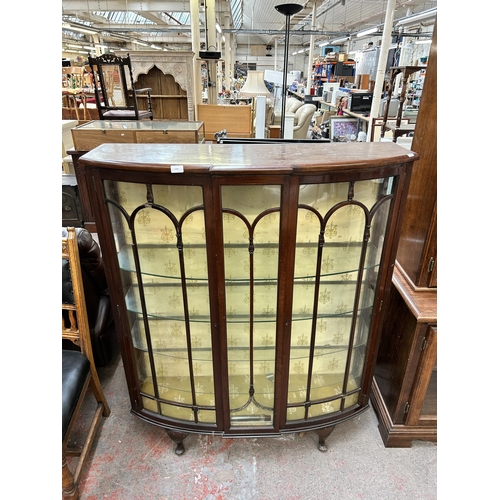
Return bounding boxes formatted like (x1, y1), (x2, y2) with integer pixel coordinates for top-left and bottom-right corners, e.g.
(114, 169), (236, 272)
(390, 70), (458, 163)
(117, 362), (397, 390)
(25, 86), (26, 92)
(275, 3), (304, 139)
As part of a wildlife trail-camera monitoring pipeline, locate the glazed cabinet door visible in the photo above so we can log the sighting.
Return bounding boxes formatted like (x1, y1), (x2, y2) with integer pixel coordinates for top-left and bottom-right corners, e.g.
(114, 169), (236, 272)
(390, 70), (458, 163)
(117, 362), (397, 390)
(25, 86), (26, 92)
(99, 175), (222, 431)
(213, 176), (291, 434)
(284, 174), (401, 428)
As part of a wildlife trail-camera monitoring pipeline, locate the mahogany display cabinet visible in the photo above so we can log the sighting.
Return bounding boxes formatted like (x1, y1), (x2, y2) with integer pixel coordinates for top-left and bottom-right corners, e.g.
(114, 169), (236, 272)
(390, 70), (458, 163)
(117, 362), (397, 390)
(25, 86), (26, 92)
(79, 142), (417, 454)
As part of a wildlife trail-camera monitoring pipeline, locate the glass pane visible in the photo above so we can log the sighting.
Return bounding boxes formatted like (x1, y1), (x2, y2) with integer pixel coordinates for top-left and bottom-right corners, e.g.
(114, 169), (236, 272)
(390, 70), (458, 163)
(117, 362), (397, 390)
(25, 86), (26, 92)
(287, 178), (393, 423)
(103, 180), (215, 425)
(221, 185), (281, 427)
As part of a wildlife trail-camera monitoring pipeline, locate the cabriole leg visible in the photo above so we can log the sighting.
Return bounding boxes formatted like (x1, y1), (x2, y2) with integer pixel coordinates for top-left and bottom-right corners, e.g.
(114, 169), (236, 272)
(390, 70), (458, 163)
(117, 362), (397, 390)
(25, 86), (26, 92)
(166, 430), (189, 455)
(316, 425), (335, 452)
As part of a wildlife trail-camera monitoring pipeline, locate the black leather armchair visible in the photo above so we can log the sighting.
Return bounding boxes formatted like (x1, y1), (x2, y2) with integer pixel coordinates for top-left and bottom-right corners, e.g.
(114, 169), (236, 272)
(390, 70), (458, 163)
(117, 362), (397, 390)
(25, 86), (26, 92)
(62, 227), (119, 367)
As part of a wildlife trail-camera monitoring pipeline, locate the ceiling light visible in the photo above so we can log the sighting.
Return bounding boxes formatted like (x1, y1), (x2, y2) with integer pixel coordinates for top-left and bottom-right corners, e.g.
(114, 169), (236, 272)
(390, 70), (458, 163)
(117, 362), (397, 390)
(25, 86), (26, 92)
(415, 39), (432, 45)
(134, 40), (149, 47)
(356, 27), (379, 38)
(330, 37), (349, 45)
(63, 22), (98, 35)
(216, 23), (222, 34)
(319, 41), (330, 47)
(151, 45), (162, 50)
(395, 8), (437, 27)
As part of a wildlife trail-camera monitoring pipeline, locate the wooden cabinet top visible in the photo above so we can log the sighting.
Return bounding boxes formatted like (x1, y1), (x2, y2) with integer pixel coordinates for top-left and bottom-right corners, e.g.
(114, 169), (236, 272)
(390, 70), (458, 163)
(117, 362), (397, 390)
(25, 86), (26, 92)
(79, 142), (418, 175)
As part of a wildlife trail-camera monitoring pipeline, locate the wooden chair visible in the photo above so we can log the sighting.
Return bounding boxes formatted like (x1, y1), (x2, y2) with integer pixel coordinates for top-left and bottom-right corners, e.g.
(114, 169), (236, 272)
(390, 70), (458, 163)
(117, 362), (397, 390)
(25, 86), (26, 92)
(62, 227), (110, 499)
(62, 67), (90, 120)
(62, 67), (86, 89)
(87, 52), (153, 120)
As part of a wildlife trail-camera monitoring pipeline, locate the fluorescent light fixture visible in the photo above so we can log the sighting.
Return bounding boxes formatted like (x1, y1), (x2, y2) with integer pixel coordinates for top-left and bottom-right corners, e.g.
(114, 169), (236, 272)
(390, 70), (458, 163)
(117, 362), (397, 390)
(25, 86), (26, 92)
(134, 40), (149, 47)
(83, 46), (95, 50)
(292, 51), (298, 55)
(319, 41), (330, 47)
(396, 8), (437, 27)
(415, 39), (432, 45)
(298, 49), (304, 53)
(151, 45), (162, 50)
(63, 22), (98, 35)
(356, 27), (378, 38)
(216, 23), (222, 34)
(330, 37), (349, 45)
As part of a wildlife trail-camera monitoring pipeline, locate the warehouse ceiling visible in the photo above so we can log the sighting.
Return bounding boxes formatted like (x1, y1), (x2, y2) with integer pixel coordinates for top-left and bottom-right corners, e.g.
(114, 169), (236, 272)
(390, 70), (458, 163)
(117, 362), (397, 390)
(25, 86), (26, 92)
(62, 0), (437, 54)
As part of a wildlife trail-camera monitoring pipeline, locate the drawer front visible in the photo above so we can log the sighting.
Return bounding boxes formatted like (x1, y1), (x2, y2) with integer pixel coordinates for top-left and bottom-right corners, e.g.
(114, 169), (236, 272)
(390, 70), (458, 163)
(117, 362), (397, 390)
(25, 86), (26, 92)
(136, 130), (199, 144)
(72, 129), (136, 150)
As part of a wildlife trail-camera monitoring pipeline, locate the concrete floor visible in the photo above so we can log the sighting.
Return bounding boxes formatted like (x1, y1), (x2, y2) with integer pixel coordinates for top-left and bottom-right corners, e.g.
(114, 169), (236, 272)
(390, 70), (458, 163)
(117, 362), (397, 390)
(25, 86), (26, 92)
(70, 354), (437, 500)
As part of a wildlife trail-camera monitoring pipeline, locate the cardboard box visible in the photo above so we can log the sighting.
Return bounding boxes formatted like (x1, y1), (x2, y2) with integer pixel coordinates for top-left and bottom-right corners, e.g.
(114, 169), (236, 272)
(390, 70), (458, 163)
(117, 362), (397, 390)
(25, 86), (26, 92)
(337, 53), (349, 62)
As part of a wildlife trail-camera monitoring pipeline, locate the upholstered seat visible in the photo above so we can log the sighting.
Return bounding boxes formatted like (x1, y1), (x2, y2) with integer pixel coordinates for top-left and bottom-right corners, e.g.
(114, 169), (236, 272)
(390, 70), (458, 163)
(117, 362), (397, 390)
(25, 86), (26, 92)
(62, 350), (90, 439)
(293, 104), (317, 139)
(273, 97), (304, 125)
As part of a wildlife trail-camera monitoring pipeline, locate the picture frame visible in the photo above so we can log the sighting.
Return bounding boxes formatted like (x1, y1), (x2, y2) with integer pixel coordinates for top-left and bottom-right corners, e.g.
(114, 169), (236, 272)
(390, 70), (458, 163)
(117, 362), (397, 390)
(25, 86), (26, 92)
(330, 117), (359, 140)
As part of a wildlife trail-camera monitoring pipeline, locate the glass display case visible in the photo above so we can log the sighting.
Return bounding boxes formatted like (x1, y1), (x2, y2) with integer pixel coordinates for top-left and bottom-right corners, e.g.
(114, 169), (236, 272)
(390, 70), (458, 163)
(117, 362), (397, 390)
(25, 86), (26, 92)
(71, 120), (205, 151)
(80, 142), (416, 454)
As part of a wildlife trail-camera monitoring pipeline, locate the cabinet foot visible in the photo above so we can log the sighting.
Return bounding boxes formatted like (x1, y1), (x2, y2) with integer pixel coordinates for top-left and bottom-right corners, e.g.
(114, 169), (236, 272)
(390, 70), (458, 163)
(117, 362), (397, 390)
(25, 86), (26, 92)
(166, 430), (189, 455)
(316, 426), (335, 452)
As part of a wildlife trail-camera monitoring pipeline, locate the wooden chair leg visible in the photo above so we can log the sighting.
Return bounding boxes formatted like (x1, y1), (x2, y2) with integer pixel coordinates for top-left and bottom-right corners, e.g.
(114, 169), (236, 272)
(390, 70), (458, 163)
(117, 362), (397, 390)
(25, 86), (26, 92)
(89, 375), (110, 417)
(62, 452), (79, 500)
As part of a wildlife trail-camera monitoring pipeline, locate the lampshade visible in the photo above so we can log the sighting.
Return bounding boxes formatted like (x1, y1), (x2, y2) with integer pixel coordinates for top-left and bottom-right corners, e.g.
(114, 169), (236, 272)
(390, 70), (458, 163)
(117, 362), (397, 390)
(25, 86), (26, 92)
(239, 71), (271, 97)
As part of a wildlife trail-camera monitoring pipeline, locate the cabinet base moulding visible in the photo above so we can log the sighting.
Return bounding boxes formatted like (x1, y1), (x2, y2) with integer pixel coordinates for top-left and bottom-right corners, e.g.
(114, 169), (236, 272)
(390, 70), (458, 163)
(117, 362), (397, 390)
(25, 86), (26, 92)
(370, 378), (437, 448)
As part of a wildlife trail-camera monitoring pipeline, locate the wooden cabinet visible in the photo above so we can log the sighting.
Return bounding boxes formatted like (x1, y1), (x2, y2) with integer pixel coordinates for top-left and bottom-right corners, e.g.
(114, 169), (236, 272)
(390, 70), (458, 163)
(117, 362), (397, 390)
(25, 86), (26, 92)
(80, 141), (416, 454)
(371, 26), (437, 447)
(370, 267), (436, 447)
(71, 120), (205, 151)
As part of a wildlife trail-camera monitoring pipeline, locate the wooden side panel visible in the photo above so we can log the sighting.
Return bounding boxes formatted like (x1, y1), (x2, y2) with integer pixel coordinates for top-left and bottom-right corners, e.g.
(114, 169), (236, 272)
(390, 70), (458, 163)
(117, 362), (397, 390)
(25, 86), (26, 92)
(395, 26), (437, 288)
(374, 282), (418, 420)
(136, 130), (200, 144)
(72, 129), (136, 151)
(406, 325), (437, 426)
(197, 104), (253, 138)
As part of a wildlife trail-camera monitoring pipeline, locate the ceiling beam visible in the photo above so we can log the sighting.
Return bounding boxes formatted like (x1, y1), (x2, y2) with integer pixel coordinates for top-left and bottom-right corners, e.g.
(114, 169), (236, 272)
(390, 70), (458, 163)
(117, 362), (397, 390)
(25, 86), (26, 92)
(62, 1), (229, 14)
